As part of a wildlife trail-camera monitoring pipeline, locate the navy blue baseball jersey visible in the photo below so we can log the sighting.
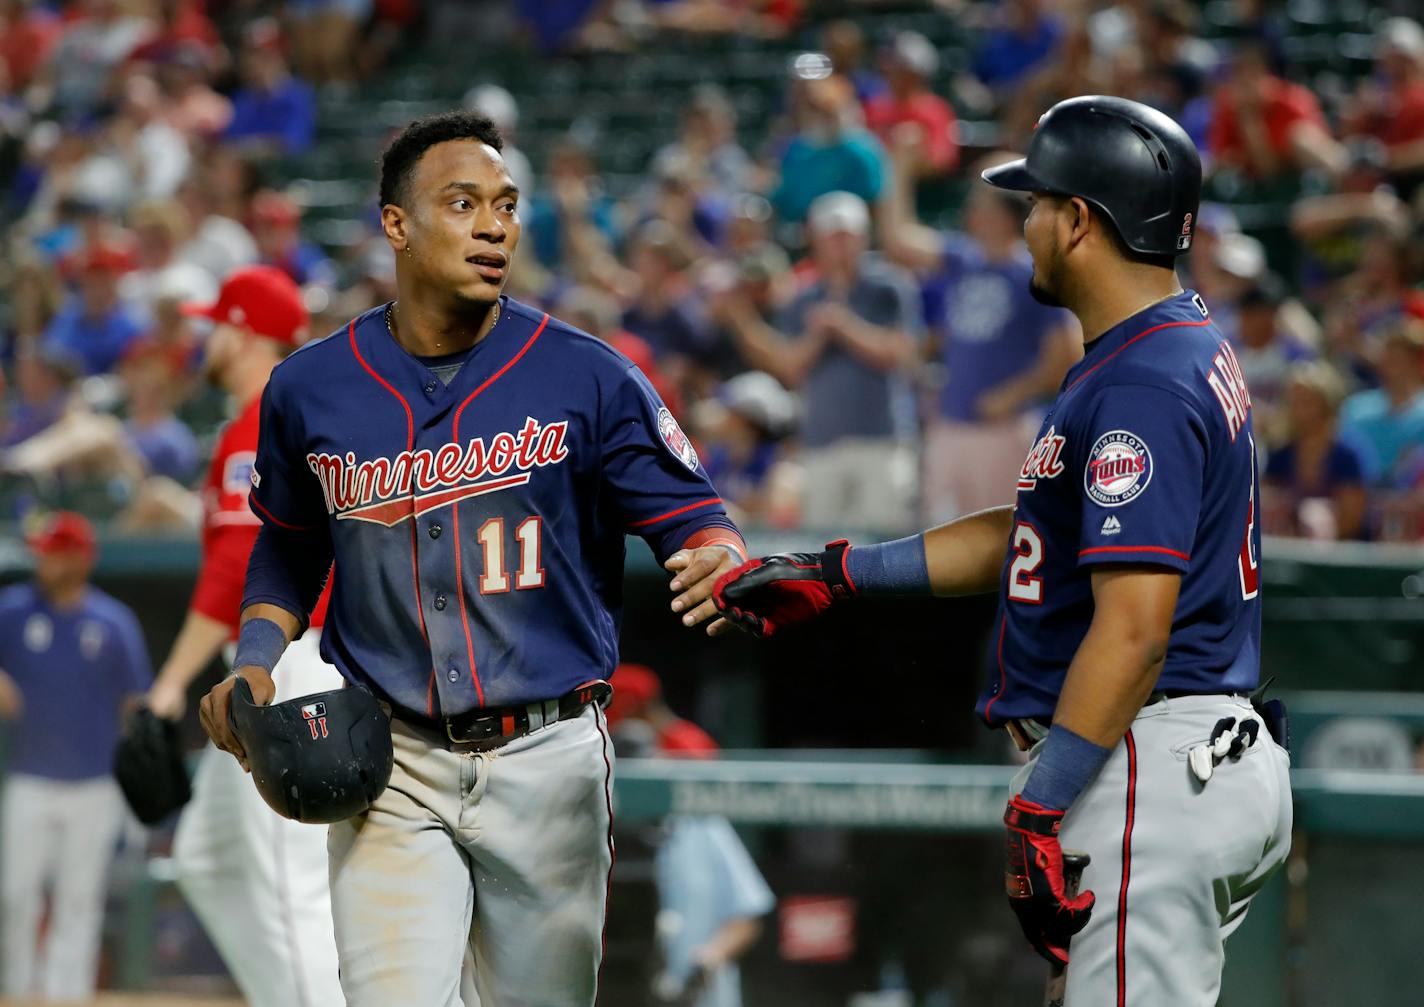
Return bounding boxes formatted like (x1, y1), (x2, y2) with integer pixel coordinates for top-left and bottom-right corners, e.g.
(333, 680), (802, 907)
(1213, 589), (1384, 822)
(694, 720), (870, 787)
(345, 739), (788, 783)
(244, 296), (740, 717)
(977, 290), (1261, 725)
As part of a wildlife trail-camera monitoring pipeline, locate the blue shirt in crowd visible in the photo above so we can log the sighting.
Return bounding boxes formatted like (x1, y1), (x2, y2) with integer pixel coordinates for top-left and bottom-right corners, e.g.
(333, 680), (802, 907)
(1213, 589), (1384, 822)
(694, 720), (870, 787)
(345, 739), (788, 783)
(0, 584), (153, 781)
(126, 416), (200, 482)
(225, 78), (316, 155)
(932, 234), (1070, 422)
(42, 297), (147, 375)
(771, 130), (886, 223)
(1340, 389), (1424, 485)
(656, 816), (775, 1007)
(973, 14), (1064, 87)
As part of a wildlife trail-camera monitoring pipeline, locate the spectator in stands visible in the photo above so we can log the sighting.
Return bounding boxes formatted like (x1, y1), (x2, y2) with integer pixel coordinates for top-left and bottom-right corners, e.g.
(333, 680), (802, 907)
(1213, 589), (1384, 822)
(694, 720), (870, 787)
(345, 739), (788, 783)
(120, 352), (199, 483)
(823, 19), (885, 103)
(119, 271), (204, 397)
(1342, 17), (1424, 199)
(864, 31), (959, 181)
(1331, 226), (1424, 367)
(288, 0), (372, 86)
(223, 19), (316, 157)
(704, 241), (793, 382)
(124, 0), (222, 67)
(1341, 321), (1424, 487)
(726, 191), (920, 530)
(1234, 274), (1314, 447)
(882, 151), (1078, 520)
(605, 663), (775, 1007)
(621, 220), (712, 396)
(464, 84), (535, 197)
(35, 0), (152, 117)
(725, 193), (774, 257)
(1264, 362), (1368, 539)
(556, 283), (682, 418)
(110, 72), (191, 201)
(1, 344), (80, 449)
(175, 172), (257, 283)
(654, 84), (755, 201)
(695, 370), (801, 527)
(121, 199), (217, 315)
(1208, 40), (1347, 182)
(0, 0), (61, 95)
(972, 0), (1064, 95)
(526, 136), (620, 279)
(770, 54), (886, 225)
(0, 512), (152, 1003)
(155, 42), (232, 139)
(43, 241), (147, 376)
(249, 190), (337, 289)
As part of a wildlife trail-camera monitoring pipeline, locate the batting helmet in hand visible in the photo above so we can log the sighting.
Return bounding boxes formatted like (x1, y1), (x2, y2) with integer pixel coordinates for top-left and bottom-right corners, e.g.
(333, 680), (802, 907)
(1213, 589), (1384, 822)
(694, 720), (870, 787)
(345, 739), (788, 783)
(982, 94), (1202, 258)
(228, 678), (394, 824)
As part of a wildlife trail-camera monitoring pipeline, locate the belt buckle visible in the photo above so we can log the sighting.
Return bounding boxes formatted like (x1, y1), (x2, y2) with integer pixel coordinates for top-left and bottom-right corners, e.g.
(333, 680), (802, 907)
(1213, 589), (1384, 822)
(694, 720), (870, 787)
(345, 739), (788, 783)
(446, 714), (498, 745)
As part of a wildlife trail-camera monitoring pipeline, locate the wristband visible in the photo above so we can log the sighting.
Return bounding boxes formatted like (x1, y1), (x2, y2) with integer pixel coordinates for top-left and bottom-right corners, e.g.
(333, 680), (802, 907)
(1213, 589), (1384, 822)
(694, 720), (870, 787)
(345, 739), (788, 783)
(233, 617), (287, 674)
(1019, 724), (1111, 811)
(843, 533), (932, 595)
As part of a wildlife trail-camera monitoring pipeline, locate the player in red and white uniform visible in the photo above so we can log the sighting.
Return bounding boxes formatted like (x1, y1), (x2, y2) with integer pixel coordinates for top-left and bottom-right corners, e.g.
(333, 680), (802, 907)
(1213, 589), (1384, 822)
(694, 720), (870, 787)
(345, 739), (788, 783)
(146, 266), (344, 1007)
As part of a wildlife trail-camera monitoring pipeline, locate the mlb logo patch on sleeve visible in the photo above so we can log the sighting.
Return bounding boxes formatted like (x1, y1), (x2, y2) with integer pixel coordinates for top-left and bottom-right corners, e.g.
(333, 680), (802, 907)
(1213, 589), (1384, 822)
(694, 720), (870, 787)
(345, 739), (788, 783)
(657, 407), (699, 471)
(1084, 430), (1152, 507)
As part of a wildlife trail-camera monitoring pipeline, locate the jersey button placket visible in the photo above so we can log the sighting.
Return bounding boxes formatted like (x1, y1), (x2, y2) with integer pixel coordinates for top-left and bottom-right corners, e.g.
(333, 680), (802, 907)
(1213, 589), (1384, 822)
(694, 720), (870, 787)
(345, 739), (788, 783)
(434, 593), (447, 611)
(423, 380), (438, 395)
(447, 667), (459, 683)
(428, 523), (442, 539)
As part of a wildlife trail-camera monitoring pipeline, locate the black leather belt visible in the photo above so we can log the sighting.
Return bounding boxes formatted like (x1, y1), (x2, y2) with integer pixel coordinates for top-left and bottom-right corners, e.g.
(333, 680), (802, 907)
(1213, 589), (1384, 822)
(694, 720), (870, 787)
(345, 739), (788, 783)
(393, 680), (612, 750)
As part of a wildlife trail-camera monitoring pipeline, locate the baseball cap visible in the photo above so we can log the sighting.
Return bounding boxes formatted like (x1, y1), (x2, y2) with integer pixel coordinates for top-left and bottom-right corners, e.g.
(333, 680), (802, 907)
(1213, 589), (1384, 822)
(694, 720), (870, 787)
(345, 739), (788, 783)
(182, 265), (308, 346)
(606, 664), (662, 728)
(26, 511), (97, 557)
(718, 371), (799, 438)
(888, 31), (939, 78)
(808, 190), (870, 237)
(250, 191), (301, 227)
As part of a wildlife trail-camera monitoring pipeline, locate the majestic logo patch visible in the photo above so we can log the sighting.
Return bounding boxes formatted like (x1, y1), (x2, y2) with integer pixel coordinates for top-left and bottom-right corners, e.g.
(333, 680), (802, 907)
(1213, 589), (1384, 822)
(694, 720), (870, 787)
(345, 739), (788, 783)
(657, 407), (699, 471)
(1084, 430), (1152, 507)
(306, 416), (569, 527)
(1101, 515), (1122, 536)
(1018, 425), (1067, 491)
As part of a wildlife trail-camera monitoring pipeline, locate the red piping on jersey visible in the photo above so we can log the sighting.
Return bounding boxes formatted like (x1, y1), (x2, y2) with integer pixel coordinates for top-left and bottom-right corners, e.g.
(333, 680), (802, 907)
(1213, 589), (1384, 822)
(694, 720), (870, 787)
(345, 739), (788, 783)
(250, 495), (314, 532)
(1117, 729), (1138, 1006)
(1065, 318), (1213, 394)
(628, 497), (722, 528)
(1079, 545), (1191, 562)
(982, 615), (1008, 722)
(593, 704), (617, 982)
(449, 312), (550, 706)
(348, 318), (432, 683)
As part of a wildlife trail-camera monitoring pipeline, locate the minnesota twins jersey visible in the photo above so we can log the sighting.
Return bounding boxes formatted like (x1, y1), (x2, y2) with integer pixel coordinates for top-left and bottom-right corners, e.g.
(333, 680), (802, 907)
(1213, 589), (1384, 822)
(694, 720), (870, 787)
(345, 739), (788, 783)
(977, 290), (1261, 725)
(246, 297), (739, 717)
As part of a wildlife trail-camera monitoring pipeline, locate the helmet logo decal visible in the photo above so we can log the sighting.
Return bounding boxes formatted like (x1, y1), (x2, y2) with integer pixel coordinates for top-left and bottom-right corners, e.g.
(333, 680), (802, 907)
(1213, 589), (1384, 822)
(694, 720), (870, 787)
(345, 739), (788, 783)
(1177, 212), (1193, 251)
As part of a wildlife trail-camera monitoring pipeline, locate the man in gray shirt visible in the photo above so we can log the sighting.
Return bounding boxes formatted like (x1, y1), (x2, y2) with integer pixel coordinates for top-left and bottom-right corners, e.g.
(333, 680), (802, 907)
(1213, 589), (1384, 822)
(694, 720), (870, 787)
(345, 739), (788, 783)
(717, 191), (922, 530)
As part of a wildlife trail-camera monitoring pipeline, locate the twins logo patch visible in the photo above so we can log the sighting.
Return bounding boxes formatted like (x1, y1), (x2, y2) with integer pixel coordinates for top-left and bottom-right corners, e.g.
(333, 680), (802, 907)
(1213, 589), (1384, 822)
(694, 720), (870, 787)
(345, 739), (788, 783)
(657, 407), (699, 471)
(1084, 430), (1152, 507)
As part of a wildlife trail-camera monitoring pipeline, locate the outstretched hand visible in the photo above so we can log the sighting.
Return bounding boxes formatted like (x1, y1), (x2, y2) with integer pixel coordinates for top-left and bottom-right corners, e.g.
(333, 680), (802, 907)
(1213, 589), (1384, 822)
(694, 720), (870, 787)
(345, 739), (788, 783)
(666, 545), (744, 637)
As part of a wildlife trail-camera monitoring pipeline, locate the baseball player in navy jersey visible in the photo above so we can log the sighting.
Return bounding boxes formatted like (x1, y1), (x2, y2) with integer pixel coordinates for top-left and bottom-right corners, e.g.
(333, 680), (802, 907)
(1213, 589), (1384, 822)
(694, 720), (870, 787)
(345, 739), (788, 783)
(714, 96), (1293, 1005)
(197, 111), (746, 1007)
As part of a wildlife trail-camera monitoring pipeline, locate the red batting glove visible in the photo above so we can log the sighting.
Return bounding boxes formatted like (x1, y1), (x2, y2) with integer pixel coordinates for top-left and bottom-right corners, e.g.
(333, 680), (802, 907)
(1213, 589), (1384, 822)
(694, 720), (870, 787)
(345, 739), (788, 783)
(711, 540), (855, 638)
(1003, 795), (1096, 966)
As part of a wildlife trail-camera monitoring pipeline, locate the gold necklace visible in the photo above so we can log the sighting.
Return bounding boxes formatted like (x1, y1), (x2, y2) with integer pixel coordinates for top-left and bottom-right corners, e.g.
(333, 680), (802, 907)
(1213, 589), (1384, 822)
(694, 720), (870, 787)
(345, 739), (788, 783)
(384, 301), (500, 340)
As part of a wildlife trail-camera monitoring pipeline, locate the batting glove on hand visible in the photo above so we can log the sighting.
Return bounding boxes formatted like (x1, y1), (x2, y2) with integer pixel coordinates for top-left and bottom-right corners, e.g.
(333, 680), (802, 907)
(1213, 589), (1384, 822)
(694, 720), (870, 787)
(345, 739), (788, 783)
(712, 540), (855, 638)
(1003, 795), (1096, 966)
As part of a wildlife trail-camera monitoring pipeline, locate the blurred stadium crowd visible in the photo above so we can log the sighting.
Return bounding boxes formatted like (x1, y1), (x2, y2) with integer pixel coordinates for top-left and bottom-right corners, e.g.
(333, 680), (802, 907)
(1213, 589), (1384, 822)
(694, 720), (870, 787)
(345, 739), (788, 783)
(3, 0), (1424, 544)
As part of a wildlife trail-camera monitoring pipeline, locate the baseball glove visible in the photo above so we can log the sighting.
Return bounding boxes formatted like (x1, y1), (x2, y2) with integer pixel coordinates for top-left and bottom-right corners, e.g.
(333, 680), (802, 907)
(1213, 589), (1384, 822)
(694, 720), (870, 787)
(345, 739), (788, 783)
(114, 707), (192, 824)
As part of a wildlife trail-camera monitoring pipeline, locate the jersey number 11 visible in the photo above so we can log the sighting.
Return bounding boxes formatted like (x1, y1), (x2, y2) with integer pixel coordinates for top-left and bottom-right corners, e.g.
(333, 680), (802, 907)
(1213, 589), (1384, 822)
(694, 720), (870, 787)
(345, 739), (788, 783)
(477, 517), (546, 593)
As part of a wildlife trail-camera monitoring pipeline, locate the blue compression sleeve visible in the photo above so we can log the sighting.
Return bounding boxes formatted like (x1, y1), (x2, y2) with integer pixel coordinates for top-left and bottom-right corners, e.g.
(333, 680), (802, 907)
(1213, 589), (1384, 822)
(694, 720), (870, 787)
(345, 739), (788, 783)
(1019, 724), (1112, 810)
(232, 618), (288, 674)
(844, 534), (932, 595)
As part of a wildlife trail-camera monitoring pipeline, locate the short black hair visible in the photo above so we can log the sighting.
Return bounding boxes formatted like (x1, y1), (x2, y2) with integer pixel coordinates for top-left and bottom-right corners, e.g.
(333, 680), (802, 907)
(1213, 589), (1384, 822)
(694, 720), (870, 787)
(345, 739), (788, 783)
(379, 111), (504, 209)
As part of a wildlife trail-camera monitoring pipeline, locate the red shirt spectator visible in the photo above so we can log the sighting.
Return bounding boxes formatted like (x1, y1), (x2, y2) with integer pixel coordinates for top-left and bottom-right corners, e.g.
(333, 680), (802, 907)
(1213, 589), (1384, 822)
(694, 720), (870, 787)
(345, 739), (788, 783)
(864, 31), (959, 178)
(0, 0), (61, 91)
(1210, 75), (1328, 175)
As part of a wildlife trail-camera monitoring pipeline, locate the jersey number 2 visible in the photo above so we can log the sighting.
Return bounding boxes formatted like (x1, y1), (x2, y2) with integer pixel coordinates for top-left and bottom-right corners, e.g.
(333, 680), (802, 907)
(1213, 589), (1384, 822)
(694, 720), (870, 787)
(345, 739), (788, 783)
(477, 517), (546, 593)
(1008, 523), (1044, 604)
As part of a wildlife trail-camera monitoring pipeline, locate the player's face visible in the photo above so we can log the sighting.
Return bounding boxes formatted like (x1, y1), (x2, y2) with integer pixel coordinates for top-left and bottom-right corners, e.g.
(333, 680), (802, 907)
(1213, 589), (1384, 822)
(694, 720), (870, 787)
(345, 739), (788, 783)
(1024, 193), (1067, 307)
(33, 549), (93, 595)
(201, 322), (244, 386)
(398, 140), (521, 311)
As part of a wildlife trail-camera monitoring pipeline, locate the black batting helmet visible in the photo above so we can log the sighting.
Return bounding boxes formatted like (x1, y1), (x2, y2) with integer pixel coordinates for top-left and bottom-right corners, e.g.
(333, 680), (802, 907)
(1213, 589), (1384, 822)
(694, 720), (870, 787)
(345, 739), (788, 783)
(229, 678), (394, 824)
(983, 95), (1202, 258)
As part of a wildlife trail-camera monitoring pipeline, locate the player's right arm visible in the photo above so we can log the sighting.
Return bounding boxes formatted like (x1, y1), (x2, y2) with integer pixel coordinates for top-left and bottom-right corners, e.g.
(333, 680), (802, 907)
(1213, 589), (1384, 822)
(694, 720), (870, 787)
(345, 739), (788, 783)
(713, 506), (1014, 637)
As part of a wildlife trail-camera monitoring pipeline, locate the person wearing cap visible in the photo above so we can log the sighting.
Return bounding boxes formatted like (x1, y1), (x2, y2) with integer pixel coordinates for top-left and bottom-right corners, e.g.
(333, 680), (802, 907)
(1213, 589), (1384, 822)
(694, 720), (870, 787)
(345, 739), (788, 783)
(864, 31), (959, 180)
(1340, 318), (1424, 488)
(250, 189), (338, 289)
(696, 371), (801, 527)
(771, 54), (888, 225)
(604, 664), (774, 1007)
(881, 151), (1080, 521)
(652, 85), (754, 202)
(145, 265), (346, 1007)
(223, 18), (316, 156)
(41, 240), (148, 376)
(0, 511), (153, 1001)
(727, 189), (921, 531)
(1341, 17), (1424, 197)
